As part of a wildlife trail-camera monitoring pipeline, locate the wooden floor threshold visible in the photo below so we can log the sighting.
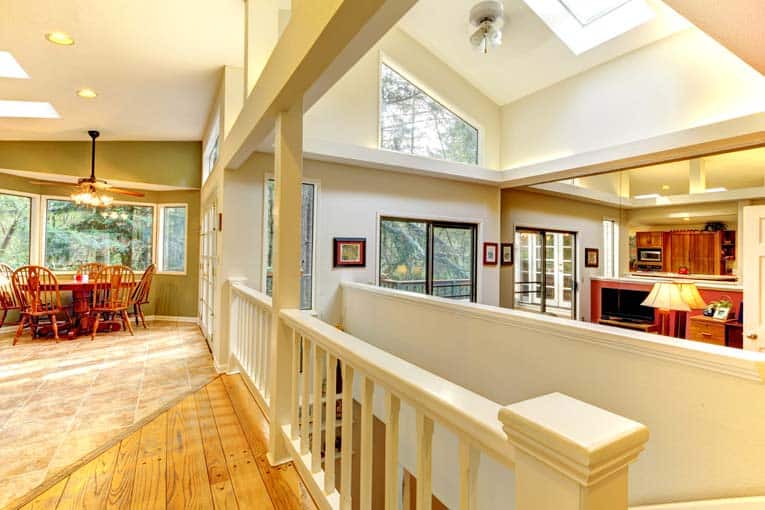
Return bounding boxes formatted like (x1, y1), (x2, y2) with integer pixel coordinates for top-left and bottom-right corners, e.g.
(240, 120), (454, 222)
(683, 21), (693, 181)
(6, 375), (219, 510)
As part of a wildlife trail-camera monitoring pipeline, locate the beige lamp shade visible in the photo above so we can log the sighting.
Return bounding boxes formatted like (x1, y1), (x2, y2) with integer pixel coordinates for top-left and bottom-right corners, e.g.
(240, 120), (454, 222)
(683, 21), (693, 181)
(676, 282), (707, 310)
(641, 282), (691, 311)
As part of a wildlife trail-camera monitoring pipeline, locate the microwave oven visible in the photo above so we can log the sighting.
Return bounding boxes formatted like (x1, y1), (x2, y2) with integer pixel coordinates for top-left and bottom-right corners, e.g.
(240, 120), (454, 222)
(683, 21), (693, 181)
(637, 248), (662, 262)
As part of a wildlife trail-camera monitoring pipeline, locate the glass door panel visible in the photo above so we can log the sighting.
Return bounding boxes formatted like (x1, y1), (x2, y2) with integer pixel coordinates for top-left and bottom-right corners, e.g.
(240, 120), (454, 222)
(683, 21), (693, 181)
(379, 219), (428, 295)
(432, 224), (476, 301)
(514, 229), (544, 313)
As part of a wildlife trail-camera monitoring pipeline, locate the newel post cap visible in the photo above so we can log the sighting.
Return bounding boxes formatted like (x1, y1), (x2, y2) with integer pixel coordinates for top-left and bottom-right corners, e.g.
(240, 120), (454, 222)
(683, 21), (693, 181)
(499, 392), (649, 486)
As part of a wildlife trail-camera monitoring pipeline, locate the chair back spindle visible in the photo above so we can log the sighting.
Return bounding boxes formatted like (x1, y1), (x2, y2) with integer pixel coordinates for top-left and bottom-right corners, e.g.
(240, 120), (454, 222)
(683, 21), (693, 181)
(12, 266), (61, 314)
(76, 262), (104, 282)
(93, 265), (134, 310)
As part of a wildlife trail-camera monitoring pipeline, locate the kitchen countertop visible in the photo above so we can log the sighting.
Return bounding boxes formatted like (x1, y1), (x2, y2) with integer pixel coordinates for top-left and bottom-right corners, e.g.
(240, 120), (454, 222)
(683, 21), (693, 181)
(591, 274), (742, 291)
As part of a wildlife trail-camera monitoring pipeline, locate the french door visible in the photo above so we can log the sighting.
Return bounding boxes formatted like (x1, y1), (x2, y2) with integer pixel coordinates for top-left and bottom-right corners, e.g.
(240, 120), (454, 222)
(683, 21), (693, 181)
(199, 201), (217, 346)
(514, 227), (577, 319)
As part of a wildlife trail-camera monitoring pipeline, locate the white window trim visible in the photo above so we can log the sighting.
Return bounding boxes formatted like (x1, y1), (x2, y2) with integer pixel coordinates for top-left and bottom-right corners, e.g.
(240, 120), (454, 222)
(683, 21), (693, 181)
(602, 216), (620, 279)
(0, 188), (40, 266)
(157, 203), (189, 275)
(202, 111), (221, 185)
(374, 210), (484, 303)
(377, 52), (485, 167)
(40, 193), (158, 274)
(261, 173), (320, 313)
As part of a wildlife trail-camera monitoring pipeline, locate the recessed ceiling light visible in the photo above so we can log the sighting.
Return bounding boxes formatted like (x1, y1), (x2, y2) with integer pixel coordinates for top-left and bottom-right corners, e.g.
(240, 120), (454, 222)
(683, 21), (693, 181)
(0, 100), (60, 118)
(0, 51), (29, 79)
(661, 184), (670, 191)
(45, 31), (75, 46)
(705, 187), (727, 193)
(76, 88), (97, 99)
(683, 217), (690, 221)
(634, 193), (661, 200)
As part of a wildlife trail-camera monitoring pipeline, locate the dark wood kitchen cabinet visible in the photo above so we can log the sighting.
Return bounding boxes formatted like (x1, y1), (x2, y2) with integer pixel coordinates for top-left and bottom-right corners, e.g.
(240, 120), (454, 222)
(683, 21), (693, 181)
(665, 231), (722, 275)
(636, 231), (664, 248)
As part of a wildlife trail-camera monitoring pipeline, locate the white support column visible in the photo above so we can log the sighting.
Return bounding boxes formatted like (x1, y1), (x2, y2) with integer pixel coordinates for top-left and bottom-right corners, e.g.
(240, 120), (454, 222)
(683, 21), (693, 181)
(689, 159), (707, 194)
(499, 393), (648, 510)
(268, 100), (304, 466)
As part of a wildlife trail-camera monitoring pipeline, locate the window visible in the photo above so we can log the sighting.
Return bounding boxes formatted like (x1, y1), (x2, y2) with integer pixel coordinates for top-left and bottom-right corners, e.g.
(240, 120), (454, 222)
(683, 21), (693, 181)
(603, 219), (619, 278)
(379, 217), (477, 301)
(202, 114), (220, 184)
(264, 179), (316, 310)
(44, 199), (154, 271)
(380, 64), (479, 165)
(158, 205), (188, 273)
(0, 192), (32, 268)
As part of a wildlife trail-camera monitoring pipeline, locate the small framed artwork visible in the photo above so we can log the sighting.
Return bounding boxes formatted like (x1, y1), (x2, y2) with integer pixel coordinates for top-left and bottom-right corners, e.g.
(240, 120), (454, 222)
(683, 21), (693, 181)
(713, 303), (732, 320)
(483, 242), (498, 265)
(501, 243), (513, 266)
(585, 248), (599, 268)
(333, 237), (366, 267)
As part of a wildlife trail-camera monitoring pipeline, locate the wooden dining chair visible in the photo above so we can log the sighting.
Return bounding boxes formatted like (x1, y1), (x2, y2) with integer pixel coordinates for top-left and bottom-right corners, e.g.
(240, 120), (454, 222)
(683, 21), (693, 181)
(91, 265), (135, 340)
(0, 263), (23, 330)
(131, 264), (155, 329)
(76, 262), (104, 281)
(11, 266), (69, 345)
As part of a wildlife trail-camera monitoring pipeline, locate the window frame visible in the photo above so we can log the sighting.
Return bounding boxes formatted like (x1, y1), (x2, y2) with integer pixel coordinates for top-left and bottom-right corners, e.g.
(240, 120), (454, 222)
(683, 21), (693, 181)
(376, 213), (480, 303)
(377, 54), (483, 166)
(40, 194), (158, 274)
(261, 174), (320, 312)
(0, 188), (40, 267)
(202, 111), (221, 185)
(157, 203), (189, 275)
(602, 217), (619, 279)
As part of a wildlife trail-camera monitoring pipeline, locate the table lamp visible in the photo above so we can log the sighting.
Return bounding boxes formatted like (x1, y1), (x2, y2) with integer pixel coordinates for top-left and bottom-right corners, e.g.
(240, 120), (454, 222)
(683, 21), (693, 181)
(674, 282), (707, 338)
(641, 282), (690, 337)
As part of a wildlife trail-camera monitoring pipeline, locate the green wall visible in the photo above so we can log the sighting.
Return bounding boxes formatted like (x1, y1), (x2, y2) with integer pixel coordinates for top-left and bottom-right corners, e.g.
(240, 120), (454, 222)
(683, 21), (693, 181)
(0, 141), (201, 319)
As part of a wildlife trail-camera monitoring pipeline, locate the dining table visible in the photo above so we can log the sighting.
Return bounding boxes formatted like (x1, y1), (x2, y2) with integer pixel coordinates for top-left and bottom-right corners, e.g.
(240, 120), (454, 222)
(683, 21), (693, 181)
(52, 279), (135, 339)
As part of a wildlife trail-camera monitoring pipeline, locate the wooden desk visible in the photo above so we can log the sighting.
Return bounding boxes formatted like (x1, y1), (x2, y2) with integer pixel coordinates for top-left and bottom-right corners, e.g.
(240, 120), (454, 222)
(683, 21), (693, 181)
(687, 315), (740, 347)
(599, 318), (658, 333)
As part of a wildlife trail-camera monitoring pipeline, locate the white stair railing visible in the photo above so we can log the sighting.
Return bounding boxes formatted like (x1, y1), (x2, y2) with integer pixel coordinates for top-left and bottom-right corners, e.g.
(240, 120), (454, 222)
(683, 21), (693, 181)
(226, 280), (649, 510)
(229, 281), (273, 410)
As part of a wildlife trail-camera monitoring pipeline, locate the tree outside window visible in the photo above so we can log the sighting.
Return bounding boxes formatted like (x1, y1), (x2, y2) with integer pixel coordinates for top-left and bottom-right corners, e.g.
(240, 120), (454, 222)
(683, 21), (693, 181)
(0, 193), (31, 268)
(160, 205), (187, 272)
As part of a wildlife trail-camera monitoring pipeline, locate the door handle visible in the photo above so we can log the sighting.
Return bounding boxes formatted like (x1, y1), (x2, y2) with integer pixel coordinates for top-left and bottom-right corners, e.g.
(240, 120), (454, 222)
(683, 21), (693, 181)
(746, 333), (759, 340)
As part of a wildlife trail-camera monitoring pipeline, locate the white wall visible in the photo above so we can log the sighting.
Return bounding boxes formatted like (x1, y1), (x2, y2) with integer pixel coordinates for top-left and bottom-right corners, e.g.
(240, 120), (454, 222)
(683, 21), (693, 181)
(500, 29), (765, 169)
(232, 152), (501, 323)
(500, 188), (622, 320)
(341, 283), (765, 506)
(305, 27), (502, 169)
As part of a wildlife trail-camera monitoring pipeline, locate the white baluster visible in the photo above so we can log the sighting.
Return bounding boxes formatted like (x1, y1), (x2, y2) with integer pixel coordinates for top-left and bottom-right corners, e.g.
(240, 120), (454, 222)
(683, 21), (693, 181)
(258, 305), (265, 390)
(459, 441), (479, 510)
(360, 376), (374, 510)
(311, 344), (324, 473)
(340, 362), (354, 510)
(253, 304), (261, 388)
(325, 353), (337, 494)
(290, 330), (299, 440)
(244, 301), (251, 375)
(300, 337), (311, 455)
(385, 392), (400, 510)
(264, 312), (271, 401)
(416, 411), (433, 510)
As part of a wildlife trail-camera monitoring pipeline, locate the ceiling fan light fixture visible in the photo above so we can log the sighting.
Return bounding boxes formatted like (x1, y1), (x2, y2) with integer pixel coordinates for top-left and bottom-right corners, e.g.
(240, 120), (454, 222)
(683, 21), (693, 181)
(469, 1), (505, 54)
(76, 88), (98, 99)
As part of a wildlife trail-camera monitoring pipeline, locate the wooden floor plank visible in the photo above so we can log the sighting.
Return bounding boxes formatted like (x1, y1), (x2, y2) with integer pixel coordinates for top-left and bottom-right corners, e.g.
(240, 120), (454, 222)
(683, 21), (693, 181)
(207, 378), (274, 510)
(166, 395), (215, 510)
(130, 413), (168, 510)
(106, 429), (141, 510)
(56, 443), (119, 509)
(194, 388), (239, 510)
(19, 477), (68, 510)
(222, 374), (318, 510)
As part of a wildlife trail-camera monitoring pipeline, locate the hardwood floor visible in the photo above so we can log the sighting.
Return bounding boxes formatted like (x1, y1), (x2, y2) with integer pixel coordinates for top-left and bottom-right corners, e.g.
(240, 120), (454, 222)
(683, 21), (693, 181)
(12, 375), (317, 510)
(0, 321), (217, 508)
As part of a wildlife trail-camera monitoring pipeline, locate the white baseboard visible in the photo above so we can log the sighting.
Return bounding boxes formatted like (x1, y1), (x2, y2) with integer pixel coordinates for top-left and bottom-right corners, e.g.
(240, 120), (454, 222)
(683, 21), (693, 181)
(1, 315), (199, 336)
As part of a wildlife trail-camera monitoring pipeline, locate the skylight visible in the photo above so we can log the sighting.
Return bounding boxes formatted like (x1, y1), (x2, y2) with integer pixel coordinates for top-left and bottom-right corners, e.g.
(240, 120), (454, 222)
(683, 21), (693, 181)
(0, 100), (60, 118)
(524, 0), (655, 55)
(0, 51), (29, 79)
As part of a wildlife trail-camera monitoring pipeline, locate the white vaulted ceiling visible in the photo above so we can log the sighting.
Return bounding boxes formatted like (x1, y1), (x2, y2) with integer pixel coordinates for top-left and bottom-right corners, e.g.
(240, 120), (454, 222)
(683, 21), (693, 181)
(0, 0), (243, 140)
(397, 0), (690, 105)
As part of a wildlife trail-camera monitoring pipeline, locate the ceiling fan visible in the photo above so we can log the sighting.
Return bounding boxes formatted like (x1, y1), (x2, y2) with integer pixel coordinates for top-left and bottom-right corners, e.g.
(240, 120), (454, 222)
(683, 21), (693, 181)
(469, 1), (505, 54)
(28, 130), (144, 206)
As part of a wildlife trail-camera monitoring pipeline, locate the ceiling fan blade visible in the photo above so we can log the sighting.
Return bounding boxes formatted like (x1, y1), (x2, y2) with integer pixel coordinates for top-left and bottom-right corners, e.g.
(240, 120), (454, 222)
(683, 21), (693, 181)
(470, 26), (486, 46)
(108, 188), (145, 197)
(28, 179), (74, 187)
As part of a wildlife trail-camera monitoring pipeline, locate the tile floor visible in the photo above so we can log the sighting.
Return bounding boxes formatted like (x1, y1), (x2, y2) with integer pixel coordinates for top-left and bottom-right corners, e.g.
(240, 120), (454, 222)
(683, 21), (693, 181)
(0, 320), (217, 508)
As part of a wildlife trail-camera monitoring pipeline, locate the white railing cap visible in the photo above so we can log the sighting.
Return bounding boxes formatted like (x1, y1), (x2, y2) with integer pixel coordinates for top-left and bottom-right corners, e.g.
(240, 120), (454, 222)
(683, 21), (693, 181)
(231, 280), (273, 309)
(499, 392), (648, 486)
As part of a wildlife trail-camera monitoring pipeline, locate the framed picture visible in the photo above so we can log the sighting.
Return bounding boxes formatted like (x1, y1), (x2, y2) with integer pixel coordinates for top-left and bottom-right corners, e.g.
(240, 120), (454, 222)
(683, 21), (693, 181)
(333, 238), (366, 267)
(585, 248), (599, 268)
(501, 243), (513, 266)
(483, 242), (498, 265)
(713, 303), (732, 320)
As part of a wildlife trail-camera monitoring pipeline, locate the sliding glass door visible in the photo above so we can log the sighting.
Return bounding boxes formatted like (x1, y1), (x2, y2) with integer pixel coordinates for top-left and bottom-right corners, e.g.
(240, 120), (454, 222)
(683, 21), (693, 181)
(514, 228), (577, 318)
(379, 217), (477, 302)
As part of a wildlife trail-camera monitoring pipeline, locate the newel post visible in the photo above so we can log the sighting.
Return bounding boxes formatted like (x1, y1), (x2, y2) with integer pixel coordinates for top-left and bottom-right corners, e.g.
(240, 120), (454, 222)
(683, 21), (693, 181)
(499, 393), (649, 510)
(268, 100), (304, 465)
